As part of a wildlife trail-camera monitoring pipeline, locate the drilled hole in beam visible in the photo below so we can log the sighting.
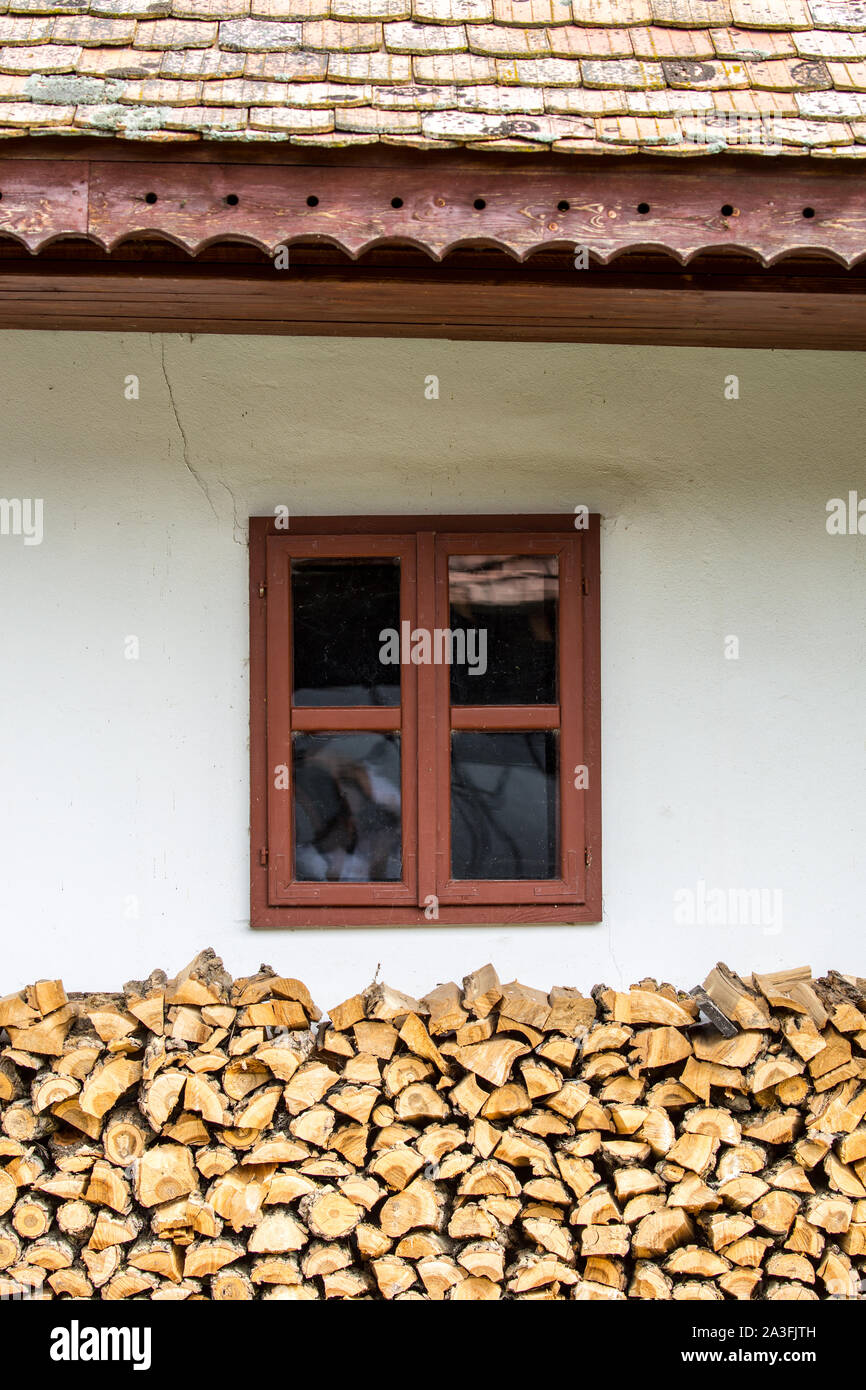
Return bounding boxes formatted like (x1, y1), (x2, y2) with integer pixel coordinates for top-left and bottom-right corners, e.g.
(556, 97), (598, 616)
(390, 196), (404, 209)
(721, 203), (734, 217)
(144, 192), (158, 205)
(473, 198), (486, 210)
(557, 200), (570, 213)
(225, 193), (239, 207)
(637, 202), (650, 215)
(306, 195), (319, 207)
(802, 206), (816, 219)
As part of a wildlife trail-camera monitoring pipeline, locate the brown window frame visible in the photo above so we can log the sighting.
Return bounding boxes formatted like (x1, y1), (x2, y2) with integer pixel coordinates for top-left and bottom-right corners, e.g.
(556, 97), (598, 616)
(250, 514), (601, 928)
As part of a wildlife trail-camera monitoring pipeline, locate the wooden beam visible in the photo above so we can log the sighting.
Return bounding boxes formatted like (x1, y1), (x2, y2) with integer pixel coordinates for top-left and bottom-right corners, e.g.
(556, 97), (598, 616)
(0, 254), (864, 348)
(1, 150), (866, 265)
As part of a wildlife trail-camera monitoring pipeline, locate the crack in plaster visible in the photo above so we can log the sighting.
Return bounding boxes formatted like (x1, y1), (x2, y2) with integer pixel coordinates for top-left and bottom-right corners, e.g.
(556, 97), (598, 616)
(218, 477), (248, 548)
(159, 339), (219, 524)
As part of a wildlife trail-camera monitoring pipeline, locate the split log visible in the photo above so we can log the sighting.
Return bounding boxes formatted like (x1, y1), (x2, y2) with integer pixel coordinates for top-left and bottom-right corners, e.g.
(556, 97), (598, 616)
(0, 1170), (17, 1218)
(462, 965), (502, 1020)
(703, 965), (771, 1030)
(453, 1039), (529, 1089)
(612, 991), (693, 1027)
(719, 1267), (762, 1299)
(135, 1143), (196, 1208)
(0, 1223), (23, 1270)
(302, 1190), (363, 1240)
(102, 1107), (151, 1167)
(128, 1237), (184, 1283)
(632, 1209), (694, 1259)
(85, 1159), (132, 1214)
(55, 1200), (96, 1240)
(629, 1260), (672, 1299)
(48, 1265), (93, 1298)
(363, 984), (426, 1025)
(247, 1208), (307, 1254)
(2, 1100), (55, 1142)
(11, 1195), (53, 1241)
(88, 1209), (142, 1252)
(211, 1265), (255, 1300)
(379, 1179), (443, 1238)
(183, 1236), (245, 1279)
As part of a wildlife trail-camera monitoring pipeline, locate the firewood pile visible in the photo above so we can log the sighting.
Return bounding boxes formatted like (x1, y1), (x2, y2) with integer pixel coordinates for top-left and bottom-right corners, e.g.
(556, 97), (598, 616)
(1, 953), (865, 1300)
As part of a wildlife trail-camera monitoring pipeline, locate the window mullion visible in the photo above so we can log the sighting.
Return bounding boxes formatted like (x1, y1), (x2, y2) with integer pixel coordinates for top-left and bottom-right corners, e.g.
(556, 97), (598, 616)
(415, 531), (438, 908)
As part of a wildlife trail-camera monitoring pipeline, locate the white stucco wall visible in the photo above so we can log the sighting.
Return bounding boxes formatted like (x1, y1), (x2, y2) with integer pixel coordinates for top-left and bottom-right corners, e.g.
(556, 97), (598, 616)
(1, 330), (864, 1006)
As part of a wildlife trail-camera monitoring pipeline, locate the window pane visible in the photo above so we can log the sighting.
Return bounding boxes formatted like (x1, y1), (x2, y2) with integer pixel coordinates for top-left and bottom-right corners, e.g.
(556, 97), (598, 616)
(293, 732), (401, 882)
(451, 731), (558, 880)
(448, 555), (558, 705)
(292, 558), (401, 706)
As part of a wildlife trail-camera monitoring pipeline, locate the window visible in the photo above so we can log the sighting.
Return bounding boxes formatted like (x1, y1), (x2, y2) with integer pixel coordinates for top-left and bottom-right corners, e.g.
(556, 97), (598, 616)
(250, 515), (600, 926)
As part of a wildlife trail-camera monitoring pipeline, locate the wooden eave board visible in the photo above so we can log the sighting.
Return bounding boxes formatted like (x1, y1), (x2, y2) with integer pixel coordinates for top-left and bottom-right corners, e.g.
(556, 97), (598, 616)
(2, 150), (866, 267)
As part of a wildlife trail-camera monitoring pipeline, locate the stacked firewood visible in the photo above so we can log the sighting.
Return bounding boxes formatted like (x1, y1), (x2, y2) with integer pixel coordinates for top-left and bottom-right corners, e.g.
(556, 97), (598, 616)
(1, 954), (865, 1300)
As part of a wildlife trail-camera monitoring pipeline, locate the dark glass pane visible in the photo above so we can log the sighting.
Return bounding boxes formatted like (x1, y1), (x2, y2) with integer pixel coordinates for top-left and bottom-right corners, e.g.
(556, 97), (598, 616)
(451, 731), (558, 880)
(292, 558), (400, 706)
(448, 555), (558, 705)
(293, 732), (401, 882)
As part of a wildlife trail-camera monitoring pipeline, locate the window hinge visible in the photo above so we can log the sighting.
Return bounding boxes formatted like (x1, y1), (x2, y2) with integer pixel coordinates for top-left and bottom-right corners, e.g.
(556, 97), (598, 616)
(259, 846), (269, 866)
(258, 583), (267, 599)
(585, 847), (592, 869)
(581, 576), (589, 596)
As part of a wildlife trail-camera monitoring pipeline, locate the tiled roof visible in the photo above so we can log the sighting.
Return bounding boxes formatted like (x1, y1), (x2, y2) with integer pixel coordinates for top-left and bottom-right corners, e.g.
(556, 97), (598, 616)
(2, 0), (866, 153)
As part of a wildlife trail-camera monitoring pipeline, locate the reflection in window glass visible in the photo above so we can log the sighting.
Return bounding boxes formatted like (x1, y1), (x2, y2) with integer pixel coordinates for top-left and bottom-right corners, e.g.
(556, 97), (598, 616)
(294, 732), (401, 881)
(292, 559), (400, 706)
(451, 731), (558, 880)
(448, 555), (558, 705)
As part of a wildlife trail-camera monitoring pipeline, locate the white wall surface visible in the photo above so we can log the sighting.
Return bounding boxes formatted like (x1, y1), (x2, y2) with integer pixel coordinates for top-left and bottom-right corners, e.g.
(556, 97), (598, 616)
(0, 331), (864, 1007)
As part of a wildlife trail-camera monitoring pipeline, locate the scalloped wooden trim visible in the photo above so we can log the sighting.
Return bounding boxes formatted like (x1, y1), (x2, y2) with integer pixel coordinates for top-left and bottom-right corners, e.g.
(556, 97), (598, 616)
(1, 157), (865, 266)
